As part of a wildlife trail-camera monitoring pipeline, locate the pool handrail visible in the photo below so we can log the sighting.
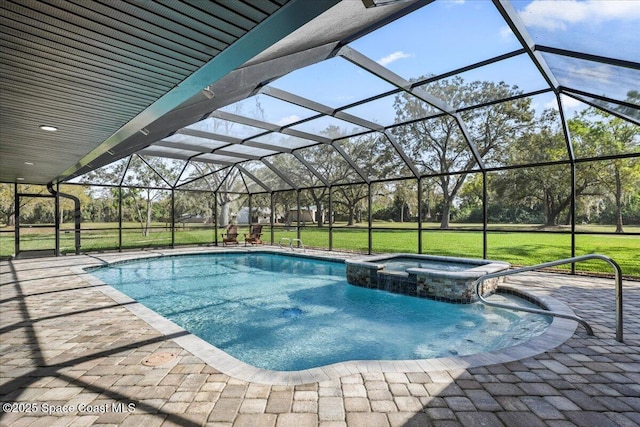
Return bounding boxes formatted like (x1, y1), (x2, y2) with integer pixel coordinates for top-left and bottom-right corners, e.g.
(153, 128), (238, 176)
(291, 238), (305, 252)
(278, 237), (291, 249)
(278, 237), (306, 252)
(474, 254), (623, 342)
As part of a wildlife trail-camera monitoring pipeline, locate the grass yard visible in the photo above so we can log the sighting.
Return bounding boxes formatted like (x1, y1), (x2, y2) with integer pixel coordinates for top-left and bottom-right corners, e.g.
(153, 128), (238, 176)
(1, 222), (638, 277)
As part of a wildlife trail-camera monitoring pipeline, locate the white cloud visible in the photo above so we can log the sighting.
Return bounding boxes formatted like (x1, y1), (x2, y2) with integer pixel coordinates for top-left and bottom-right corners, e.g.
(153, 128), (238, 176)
(557, 95), (590, 116)
(377, 51), (412, 66)
(560, 96), (582, 109)
(543, 96), (581, 110)
(569, 63), (614, 85)
(520, 0), (640, 31)
(276, 115), (301, 126)
(441, 0), (465, 8)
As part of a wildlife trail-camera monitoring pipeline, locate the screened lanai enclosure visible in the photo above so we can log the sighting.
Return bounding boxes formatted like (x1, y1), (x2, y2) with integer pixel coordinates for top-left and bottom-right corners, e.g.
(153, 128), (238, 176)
(1, 0), (638, 276)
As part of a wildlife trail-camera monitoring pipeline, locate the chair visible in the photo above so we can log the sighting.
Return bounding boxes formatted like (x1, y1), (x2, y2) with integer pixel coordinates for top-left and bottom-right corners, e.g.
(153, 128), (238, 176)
(221, 224), (239, 246)
(244, 224), (263, 246)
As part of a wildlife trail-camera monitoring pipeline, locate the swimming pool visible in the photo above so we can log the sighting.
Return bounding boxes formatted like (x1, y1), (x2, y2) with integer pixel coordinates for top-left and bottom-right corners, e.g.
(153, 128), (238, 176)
(89, 252), (552, 371)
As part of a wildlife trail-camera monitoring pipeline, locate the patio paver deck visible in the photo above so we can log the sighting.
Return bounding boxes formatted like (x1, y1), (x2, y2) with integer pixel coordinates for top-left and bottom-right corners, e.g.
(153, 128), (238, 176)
(1, 247), (638, 427)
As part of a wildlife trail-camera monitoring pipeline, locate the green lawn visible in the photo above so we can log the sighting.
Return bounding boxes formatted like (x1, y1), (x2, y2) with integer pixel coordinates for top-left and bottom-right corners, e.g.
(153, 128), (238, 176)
(1, 222), (638, 277)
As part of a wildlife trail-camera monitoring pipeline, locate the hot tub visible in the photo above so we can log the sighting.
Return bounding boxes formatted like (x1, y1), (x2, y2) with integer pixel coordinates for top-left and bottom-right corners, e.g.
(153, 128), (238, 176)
(346, 254), (510, 303)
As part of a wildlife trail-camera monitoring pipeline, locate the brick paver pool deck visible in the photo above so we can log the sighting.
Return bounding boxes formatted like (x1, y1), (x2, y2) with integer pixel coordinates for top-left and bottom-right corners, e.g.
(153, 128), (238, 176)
(1, 247), (638, 427)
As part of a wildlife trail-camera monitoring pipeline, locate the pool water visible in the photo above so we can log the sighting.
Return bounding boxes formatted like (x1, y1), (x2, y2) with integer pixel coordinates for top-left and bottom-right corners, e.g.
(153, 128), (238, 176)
(91, 253), (551, 371)
(381, 256), (475, 272)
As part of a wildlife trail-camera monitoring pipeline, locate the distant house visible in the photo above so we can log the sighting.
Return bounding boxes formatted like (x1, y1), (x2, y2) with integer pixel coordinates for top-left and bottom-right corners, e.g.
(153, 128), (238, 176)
(236, 207), (271, 224)
(287, 207), (316, 224)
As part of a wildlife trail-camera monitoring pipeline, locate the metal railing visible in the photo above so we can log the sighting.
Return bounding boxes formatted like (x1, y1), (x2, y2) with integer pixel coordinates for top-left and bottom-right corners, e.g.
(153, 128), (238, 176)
(278, 237), (306, 252)
(474, 254), (623, 342)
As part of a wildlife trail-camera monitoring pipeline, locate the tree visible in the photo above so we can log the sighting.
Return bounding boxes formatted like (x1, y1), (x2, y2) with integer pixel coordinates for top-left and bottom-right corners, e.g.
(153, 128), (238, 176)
(395, 181), (417, 222)
(270, 127), (373, 227)
(494, 109), (604, 227)
(83, 155), (172, 236)
(455, 173), (483, 223)
(332, 132), (409, 226)
(97, 188), (119, 223)
(392, 77), (533, 228)
(123, 156), (172, 236)
(174, 189), (212, 225)
(372, 181), (417, 223)
(57, 184), (91, 224)
(569, 105), (640, 232)
(334, 184), (368, 225)
(614, 90), (640, 120)
(0, 184), (54, 226)
(267, 154), (318, 225)
(0, 183), (15, 226)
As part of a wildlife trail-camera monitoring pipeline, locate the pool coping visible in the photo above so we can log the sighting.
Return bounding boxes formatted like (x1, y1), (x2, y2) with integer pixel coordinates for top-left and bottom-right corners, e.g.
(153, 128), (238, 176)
(346, 253), (510, 274)
(73, 247), (579, 385)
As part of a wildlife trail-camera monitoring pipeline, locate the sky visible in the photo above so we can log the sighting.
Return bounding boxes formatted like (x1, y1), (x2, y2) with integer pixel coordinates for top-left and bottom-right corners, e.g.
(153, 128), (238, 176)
(73, 0), (639, 184)
(206, 0), (639, 140)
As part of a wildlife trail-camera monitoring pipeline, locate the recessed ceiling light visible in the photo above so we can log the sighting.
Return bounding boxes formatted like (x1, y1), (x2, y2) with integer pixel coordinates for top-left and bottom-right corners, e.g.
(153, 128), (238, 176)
(24, 162), (34, 166)
(39, 125), (58, 131)
(17, 177), (25, 181)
